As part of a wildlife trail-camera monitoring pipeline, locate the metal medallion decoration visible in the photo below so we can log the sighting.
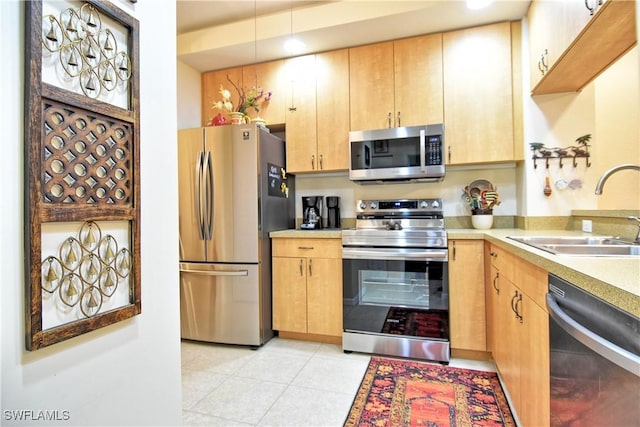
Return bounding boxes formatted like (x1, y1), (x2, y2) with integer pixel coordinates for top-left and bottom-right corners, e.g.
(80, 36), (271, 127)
(41, 221), (132, 320)
(41, 3), (132, 99)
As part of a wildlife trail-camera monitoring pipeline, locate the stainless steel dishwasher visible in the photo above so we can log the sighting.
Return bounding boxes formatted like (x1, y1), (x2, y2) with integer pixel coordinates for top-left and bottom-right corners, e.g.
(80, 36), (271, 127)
(547, 274), (640, 427)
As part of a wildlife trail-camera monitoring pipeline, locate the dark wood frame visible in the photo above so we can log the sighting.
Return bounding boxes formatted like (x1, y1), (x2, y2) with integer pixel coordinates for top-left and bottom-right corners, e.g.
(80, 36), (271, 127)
(24, 0), (140, 350)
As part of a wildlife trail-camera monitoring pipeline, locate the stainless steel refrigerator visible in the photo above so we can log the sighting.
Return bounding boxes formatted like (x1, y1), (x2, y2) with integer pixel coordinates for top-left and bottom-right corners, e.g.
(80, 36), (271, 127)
(178, 124), (294, 346)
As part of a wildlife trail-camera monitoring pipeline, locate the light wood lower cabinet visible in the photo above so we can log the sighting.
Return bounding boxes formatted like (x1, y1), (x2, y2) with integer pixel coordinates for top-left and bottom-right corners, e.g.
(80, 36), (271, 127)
(272, 238), (342, 338)
(448, 240), (486, 352)
(487, 244), (550, 427)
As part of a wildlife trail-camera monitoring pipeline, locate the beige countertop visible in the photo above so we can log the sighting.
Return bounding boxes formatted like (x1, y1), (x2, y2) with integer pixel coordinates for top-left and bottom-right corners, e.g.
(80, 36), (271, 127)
(270, 228), (640, 318)
(270, 229), (343, 238)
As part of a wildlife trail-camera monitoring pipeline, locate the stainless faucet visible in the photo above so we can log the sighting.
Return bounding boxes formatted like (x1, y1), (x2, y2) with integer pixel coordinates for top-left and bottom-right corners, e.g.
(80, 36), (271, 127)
(594, 164), (640, 244)
(594, 164), (640, 195)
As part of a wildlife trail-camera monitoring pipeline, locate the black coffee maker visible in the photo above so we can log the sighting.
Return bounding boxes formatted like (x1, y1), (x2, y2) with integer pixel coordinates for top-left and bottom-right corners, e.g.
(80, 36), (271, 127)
(301, 196), (323, 229)
(326, 196), (341, 229)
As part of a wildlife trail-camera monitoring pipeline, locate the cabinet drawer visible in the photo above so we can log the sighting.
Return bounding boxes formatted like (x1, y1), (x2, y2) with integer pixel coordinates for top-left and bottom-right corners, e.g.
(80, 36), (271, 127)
(272, 238), (342, 259)
(489, 245), (515, 283)
(514, 256), (548, 310)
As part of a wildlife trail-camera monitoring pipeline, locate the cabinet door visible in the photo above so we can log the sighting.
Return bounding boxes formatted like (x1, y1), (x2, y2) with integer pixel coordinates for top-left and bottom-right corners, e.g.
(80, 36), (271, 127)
(519, 292), (550, 427)
(448, 240), (486, 351)
(394, 33), (444, 127)
(272, 257), (307, 333)
(494, 279), (522, 411)
(528, 1), (564, 91)
(316, 49), (350, 171)
(201, 67), (243, 126)
(306, 257), (343, 337)
(243, 60), (286, 124)
(486, 264), (500, 353)
(443, 22), (514, 164)
(285, 55), (318, 173)
(349, 42), (395, 131)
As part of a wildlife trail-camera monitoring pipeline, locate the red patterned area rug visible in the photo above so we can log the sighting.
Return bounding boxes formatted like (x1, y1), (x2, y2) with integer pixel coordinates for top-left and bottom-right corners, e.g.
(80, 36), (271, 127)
(344, 357), (515, 427)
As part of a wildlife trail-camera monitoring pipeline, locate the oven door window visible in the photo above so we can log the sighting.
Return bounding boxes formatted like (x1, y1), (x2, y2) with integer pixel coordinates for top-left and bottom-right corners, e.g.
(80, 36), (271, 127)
(343, 258), (449, 339)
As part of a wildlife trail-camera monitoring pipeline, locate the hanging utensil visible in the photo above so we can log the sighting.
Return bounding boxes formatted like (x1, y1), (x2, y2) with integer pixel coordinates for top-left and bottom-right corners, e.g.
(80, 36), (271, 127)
(544, 176), (552, 197)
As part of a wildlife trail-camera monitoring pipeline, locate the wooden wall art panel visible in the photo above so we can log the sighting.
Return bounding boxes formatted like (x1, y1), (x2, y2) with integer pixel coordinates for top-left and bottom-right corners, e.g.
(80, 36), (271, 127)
(24, 0), (140, 350)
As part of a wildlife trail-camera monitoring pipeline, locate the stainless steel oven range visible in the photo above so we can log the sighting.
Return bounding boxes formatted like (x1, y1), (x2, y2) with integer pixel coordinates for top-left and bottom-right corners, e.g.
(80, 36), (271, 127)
(342, 198), (449, 363)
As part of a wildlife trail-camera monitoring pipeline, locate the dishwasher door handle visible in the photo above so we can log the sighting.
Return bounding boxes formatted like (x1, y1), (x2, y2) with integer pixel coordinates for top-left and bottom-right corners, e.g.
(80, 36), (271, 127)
(546, 293), (640, 377)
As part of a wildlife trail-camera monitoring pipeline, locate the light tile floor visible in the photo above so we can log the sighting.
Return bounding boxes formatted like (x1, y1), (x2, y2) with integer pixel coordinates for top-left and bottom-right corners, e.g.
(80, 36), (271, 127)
(181, 337), (497, 427)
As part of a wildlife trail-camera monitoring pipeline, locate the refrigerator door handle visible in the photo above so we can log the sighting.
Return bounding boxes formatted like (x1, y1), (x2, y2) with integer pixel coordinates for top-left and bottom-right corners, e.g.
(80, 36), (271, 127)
(196, 151), (206, 240)
(203, 150), (214, 240)
(179, 266), (249, 276)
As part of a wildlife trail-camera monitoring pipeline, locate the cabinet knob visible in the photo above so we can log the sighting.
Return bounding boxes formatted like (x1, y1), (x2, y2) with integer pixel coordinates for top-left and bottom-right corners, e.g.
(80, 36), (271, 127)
(319, 154), (323, 170)
(397, 111), (401, 127)
(388, 112), (392, 128)
(311, 154), (315, 170)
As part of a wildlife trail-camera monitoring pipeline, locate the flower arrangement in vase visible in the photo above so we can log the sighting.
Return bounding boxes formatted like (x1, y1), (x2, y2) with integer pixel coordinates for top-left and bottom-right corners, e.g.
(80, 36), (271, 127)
(211, 76), (272, 125)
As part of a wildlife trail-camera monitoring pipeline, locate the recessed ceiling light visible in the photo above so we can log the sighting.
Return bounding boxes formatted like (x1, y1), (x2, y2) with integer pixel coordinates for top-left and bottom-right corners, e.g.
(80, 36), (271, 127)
(284, 37), (305, 55)
(466, 0), (493, 10)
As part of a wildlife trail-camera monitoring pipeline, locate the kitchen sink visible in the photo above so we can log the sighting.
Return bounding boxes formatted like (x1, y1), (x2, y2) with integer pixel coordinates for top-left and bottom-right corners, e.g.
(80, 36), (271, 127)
(507, 236), (640, 257)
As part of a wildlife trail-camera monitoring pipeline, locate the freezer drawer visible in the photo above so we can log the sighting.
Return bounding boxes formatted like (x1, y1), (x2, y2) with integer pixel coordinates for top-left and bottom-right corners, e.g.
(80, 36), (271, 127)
(180, 262), (266, 346)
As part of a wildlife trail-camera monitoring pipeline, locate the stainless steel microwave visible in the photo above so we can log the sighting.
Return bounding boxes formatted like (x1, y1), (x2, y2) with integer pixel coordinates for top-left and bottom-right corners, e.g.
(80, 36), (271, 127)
(349, 124), (445, 183)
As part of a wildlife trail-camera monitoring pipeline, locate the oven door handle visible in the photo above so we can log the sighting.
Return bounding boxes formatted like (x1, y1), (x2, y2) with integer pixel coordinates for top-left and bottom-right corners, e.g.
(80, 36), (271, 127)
(342, 247), (448, 261)
(546, 293), (640, 377)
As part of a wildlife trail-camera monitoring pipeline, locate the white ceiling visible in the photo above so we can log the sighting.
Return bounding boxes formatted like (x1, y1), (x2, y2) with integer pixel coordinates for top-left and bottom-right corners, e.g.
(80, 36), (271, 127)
(176, 0), (531, 72)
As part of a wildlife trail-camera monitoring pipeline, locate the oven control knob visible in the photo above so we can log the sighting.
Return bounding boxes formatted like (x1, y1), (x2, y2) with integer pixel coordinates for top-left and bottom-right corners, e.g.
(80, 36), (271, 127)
(369, 201), (377, 210)
(431, 200), (440, 209)
(359, 201), (367, 210)
(419, 200), (429, 209)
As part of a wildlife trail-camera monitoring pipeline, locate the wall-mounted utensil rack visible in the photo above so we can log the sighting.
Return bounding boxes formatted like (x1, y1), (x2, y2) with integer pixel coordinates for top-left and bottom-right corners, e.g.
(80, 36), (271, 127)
(530, 134), (592, 169)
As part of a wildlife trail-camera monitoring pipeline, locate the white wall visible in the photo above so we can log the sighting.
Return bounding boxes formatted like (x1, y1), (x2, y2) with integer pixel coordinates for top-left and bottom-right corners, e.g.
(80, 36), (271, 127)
(523, 41), (639, 215)
(177, 60), (202, 129)
(1, 1), (182, 426)
(293, 166), (517, 220)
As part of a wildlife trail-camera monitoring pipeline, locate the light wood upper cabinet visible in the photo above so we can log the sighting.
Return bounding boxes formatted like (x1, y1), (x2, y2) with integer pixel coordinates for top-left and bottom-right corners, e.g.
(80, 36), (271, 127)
(448, 240), (486, 352)
(286, 50), (350, 173)
(394, 33), (444, 127)
(315, 49), (350, 172)
(349, 36), (444, 131)
(443, 22), (514, 165)
(201, 67), (243, 127)
(242, 60), (286, 124)
(527, 0), (566, 91)
(349, 42), (395, 131)
(285, 55), (318, 172)
(529, 0), (637, 94)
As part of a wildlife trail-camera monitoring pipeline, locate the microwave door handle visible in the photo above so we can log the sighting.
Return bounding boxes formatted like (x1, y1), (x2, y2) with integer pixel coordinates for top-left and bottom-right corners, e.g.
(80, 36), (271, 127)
(420, 129), (426, 172)
(364, 145), (371, 168)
